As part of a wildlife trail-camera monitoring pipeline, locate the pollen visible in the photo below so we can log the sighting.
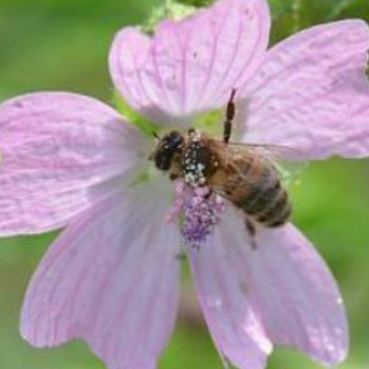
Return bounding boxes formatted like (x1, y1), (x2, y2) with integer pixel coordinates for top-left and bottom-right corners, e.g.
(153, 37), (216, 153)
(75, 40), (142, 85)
(167, 181), (226, 249)
(183, 130), (207, 187)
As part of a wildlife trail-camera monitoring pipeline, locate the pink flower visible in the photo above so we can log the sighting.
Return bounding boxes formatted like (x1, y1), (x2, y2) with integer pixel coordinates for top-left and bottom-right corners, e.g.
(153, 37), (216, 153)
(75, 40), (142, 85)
(0, 0), (369, 368)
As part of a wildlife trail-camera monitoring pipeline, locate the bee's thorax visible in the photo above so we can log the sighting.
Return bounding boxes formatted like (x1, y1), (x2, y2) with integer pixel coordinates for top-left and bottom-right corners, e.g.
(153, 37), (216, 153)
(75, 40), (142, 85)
(180, 130), (219, 187)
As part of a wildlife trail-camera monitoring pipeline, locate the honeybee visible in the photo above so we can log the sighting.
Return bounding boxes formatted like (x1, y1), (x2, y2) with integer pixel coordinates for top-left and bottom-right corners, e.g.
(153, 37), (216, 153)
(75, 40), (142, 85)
(151, 90), (292, 237)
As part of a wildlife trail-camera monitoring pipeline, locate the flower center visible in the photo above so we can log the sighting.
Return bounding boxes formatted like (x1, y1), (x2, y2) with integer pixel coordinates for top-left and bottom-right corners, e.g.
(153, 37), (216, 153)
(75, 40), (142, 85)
(115, 90), (224, 139)
(114, 95), (228, 248)
(167, 181), (226, 249)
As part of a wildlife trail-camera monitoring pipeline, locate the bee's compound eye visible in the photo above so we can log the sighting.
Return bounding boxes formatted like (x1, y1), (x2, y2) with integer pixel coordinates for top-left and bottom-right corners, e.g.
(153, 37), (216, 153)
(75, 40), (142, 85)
(154, 131), (184, 171)
(166, 131), (184, 147)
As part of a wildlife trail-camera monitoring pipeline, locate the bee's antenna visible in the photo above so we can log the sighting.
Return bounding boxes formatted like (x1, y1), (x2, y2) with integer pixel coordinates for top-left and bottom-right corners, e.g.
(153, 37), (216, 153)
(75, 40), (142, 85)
(229, 88), (237, 104)
(223, 88), (237, 144)
(152, 131), (160, 141)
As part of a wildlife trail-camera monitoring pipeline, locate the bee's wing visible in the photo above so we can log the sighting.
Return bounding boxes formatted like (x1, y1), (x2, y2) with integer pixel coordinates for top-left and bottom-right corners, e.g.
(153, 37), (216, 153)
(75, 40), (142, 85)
(222, 141), (308, 188)
(225, 141), (305, 162)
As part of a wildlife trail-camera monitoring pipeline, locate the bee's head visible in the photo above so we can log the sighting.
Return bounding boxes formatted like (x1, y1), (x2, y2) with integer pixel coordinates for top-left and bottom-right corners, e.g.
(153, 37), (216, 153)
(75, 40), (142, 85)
(150, 130), (184, 171)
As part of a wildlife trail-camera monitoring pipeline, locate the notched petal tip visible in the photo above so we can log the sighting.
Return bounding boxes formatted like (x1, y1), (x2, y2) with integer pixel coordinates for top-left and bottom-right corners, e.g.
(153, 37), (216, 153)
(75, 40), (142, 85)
(109, 0), (271, 123)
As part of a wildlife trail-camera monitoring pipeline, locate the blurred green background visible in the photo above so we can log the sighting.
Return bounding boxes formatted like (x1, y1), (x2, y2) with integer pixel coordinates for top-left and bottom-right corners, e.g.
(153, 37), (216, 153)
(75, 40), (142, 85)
(0, 0), (369, 368)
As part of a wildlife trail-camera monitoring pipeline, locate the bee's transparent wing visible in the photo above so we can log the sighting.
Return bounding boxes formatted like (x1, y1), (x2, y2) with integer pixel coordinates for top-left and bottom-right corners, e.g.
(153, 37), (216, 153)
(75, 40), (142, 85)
(223, 141), (308, 188)
(226, 141), (305, 161)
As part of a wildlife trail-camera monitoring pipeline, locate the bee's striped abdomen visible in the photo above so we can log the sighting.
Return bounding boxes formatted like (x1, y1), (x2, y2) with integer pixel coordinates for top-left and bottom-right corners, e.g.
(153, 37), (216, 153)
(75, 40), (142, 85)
(255, 188), (292, 227)
(230, 157), (292, 227)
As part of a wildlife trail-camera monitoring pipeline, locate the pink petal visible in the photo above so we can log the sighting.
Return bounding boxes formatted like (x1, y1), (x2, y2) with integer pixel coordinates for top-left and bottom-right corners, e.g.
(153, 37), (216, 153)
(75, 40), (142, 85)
(21, 182), (180, 369)
(188, 213), (273, 369)
(215, 209), (348, 367)
(241, 20), (369, 160)
(250, 224), (348, 366)
(0, 92), (143, 236)
(110, 0), (270, 123)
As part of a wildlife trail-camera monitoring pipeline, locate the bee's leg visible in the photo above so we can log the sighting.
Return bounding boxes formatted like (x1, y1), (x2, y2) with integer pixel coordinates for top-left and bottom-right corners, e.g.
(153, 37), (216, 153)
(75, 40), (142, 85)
(245, 217), (258, 250)
(169, 173), (180, 181)
(169, 161), (182, 181)
(223, 88), (237, 144)
(204, 188), (213, 200)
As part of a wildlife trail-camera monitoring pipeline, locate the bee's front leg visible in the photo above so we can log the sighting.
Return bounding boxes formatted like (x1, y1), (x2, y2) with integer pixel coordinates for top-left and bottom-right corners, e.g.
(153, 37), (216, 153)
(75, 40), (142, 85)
(169, 159), (183, 181)
(169, 172), (180, 181)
